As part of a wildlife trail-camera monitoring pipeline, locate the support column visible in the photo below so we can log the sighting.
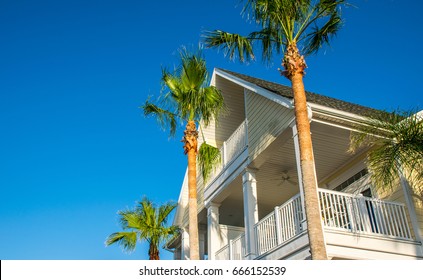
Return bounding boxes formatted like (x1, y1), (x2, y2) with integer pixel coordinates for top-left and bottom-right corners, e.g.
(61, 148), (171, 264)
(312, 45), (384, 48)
(207, 202), (221, 260)
(181, 229), (190, 260)
(242, 168), (259, 259)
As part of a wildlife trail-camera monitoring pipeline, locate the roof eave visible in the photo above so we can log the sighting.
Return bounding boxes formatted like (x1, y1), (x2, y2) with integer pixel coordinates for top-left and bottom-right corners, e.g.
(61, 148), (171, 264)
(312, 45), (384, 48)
(214, 68), (294, 109)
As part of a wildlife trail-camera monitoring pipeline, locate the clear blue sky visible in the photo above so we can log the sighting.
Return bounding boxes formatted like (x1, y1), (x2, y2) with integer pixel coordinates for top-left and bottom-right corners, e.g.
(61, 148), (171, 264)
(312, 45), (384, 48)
(0, 0), (422, 260)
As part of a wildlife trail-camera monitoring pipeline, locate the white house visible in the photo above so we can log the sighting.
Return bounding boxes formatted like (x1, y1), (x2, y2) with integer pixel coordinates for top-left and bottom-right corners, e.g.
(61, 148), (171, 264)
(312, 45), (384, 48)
(166, 68), (423, 260)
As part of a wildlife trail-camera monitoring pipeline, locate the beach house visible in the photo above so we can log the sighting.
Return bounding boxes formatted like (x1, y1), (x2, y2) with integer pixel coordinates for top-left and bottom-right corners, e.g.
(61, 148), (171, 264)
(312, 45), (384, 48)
(166, 69), (423, 260)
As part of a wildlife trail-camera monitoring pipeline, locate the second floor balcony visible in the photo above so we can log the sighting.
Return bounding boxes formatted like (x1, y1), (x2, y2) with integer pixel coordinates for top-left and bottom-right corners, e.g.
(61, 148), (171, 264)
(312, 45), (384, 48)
(215, 188), (420, 260)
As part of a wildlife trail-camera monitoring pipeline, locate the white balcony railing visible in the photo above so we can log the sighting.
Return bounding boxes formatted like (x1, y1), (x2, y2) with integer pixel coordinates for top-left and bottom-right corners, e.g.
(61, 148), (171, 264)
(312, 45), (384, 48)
(318, 189), (412, 240)
(215, 188), (413, 259)
(214, 233), (246, 260)
(231, 233), (246, 260)
(255, 194), (303, 255)
(209, 120), (248, 182)
(215, 244), (229, 260)
(223, 120), (248, 165)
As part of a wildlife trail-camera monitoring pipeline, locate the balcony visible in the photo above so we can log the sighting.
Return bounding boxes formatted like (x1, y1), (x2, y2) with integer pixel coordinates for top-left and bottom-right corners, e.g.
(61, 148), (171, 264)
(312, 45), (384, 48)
(207, 120), (248, 185)
(215, 188), (416, 260)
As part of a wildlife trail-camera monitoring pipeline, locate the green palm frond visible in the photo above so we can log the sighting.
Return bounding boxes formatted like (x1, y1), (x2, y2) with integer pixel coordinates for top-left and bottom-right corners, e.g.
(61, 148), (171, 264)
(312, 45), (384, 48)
(136, 197), (178, 245)
(118, 209), (142, 230)
(142, 100), (178, 136)
(249, 27), (284, 62)
(196, 86), (225, 126)
(150, 48), (225, 125)
(349, 109), (423, 191)
(157, 201), (177, 225)
(302, 11), (343, 55)
(105, 231), (138, 252)
(204, 0), (346, 62)
(198, 142), (222, 182)
(106, 197), (178, 256)
(203, 30), (255, 62)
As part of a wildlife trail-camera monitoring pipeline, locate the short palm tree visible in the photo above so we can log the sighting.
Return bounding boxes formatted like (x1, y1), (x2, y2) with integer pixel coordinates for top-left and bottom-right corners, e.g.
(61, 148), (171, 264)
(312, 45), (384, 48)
(349, 110), (423, 197)
(106, 197), (178, 260)
(141, 49), (225, 260)
(204, 0), (345, 259)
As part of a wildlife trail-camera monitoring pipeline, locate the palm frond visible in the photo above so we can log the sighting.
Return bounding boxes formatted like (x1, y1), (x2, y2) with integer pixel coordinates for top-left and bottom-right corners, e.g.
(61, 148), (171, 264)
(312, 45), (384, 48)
(105, 231), (138, 253)
(141, 100), (178, 136)
(249, 27), (284, 62)
(107, 197), (178, 256)
(349, 109), (423, 191)
(196, 86), (226, 126)
(302, 11), (343, 55)
(118, 209), (142, 230)
(180, 49), (208, 92)
(198, 142), (222, 182)
(211, 0), (346, 63)
(203, 30), (255, 62)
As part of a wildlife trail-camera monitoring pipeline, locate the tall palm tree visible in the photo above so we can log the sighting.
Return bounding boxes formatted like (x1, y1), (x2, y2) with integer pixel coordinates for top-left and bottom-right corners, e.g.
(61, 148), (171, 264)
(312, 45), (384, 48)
(349, 109), (423, 197)
(204, 0), (345, 259)
(106, 197), (178, 260)
(141, 49), (225, 260)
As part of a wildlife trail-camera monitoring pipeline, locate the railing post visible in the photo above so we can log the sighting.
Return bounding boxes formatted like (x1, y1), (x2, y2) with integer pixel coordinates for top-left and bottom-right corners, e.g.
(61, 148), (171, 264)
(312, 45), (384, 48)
(358, 194), (372, 233)
(345, 196), (356, 232)
(274, 206), (283, 245)
(229, 240), (233, 260)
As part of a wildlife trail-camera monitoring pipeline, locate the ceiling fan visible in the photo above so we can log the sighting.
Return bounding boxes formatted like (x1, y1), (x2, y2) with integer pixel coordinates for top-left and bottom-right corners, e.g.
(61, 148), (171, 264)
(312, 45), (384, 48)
(270, 171), (298, 187)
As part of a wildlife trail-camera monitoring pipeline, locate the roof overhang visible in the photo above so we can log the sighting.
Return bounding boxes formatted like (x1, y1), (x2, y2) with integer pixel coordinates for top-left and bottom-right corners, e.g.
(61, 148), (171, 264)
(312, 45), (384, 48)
(213, 68), (294, 110)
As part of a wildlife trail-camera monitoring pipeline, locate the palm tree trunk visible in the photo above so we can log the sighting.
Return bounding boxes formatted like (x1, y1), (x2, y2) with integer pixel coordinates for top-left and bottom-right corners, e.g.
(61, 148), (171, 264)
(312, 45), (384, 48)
(283, 43), (328, 260)
(183, 120), (200, 260)
(149, 243), (160, 260)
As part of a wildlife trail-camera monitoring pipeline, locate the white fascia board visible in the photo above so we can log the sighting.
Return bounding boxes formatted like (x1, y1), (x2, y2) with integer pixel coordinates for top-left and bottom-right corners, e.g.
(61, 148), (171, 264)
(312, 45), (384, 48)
(214, 68), (294, 109)
(309, 102), (368, 125)
(210, 68), (217, 86)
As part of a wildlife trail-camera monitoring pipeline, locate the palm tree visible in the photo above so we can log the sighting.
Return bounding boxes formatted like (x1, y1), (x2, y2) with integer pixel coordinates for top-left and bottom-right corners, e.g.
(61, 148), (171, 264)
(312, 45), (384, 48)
(349, 109), (423, 197)
(106, 197), (178, 260)
(204, 0), (346, 259)
(141, 49), (225, 260)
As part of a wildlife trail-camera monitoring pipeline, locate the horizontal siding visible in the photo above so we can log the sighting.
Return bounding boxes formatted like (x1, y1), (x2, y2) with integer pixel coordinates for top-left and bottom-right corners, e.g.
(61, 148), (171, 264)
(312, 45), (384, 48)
(246, 89), (294, 160)
(414, 198), (423, 238)
(201, 76), (245, 148)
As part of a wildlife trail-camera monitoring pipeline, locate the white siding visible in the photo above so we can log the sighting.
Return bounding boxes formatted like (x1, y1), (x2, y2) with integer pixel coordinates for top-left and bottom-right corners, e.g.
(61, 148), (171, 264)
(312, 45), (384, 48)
(201, 76), (246, 148)
(414, 197), (423, 239)
(245, 89), (294, 160)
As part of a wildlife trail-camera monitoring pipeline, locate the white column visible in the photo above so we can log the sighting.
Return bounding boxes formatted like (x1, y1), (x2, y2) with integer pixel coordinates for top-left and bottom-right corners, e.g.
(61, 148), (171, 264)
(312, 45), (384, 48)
(242, 168), (259, 259)
(207, 202), (221, 260)
(181, 229), (190, 260)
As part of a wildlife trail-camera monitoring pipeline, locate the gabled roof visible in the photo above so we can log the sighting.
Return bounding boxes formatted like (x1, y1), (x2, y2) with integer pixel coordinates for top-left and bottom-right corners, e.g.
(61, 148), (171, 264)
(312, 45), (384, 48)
(217, 68), (381, 117)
